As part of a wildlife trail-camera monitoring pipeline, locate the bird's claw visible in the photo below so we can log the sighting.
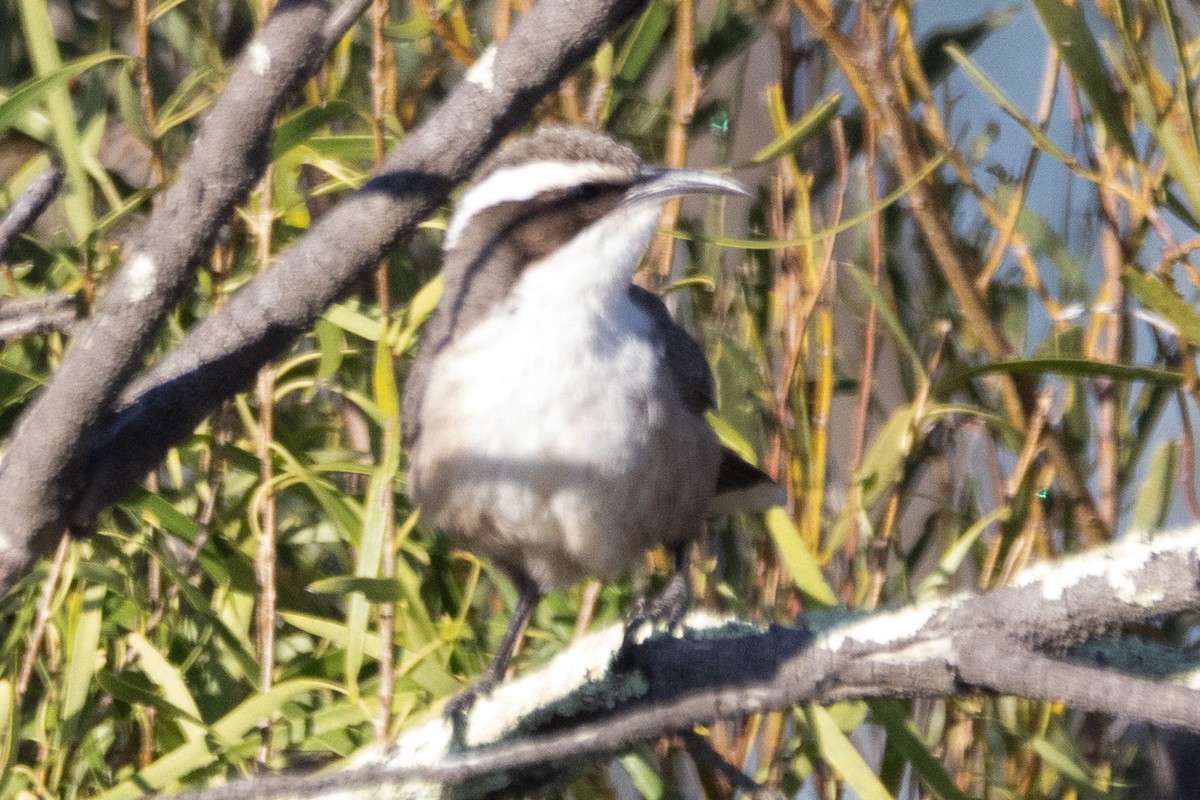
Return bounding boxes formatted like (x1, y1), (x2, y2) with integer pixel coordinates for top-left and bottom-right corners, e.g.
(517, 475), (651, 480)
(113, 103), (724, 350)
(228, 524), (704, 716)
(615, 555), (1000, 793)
(617, 569), (691, 668)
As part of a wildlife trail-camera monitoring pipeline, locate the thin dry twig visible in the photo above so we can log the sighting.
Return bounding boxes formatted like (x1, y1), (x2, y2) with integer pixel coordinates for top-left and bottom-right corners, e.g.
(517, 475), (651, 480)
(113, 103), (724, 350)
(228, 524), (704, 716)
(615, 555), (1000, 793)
(16, 533), (70, 693)
(0, 0), (353, 592)
(645, 0), (699, 287)
(369, 0), (398, 741)
(792, 0), (1106, 543)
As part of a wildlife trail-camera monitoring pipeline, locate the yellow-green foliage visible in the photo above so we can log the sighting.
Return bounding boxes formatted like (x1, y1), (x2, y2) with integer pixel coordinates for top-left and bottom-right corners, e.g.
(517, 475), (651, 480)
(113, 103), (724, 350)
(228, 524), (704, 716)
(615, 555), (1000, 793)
(1, 0), (1198, 797)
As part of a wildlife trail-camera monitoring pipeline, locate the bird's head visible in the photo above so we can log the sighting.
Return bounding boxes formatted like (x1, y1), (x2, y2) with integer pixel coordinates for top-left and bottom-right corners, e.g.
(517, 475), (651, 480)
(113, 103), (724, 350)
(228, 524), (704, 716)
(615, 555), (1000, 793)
(443, 127), (748, 266)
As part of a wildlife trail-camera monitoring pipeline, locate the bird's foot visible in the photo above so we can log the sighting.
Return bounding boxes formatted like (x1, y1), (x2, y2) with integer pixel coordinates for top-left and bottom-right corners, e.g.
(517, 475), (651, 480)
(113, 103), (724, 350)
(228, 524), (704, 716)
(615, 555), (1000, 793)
(441, 676), (496, 753)
(617, 568), (691, 668)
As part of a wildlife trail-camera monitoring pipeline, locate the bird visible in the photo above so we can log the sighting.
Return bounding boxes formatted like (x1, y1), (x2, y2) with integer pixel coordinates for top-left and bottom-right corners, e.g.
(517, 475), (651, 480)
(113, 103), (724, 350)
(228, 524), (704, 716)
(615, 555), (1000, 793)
(402, 126), (784, 712)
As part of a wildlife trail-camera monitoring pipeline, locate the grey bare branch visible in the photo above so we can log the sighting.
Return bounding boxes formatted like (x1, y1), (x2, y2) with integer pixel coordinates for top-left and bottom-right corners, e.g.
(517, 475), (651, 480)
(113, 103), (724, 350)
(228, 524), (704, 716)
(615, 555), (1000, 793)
(0, 293), (82, 342)
(0, 167), (63, 263)
(66, 0), (649, 551)
(0, 0), (362, 593)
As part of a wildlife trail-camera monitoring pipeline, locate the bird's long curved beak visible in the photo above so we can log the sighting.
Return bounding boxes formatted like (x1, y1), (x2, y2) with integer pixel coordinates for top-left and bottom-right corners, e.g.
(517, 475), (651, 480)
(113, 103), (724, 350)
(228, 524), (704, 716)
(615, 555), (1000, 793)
(624, 167), (751, 207)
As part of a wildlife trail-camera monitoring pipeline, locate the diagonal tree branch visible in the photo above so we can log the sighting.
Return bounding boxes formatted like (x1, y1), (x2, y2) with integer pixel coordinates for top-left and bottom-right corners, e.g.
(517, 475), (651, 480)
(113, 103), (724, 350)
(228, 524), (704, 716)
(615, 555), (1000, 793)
(67, 0), (649, 536)
(0, 0), (370, 593)
(152, 526), (1200, 800)
(0, 166), (63, 262)
(0, 0), (651, 597)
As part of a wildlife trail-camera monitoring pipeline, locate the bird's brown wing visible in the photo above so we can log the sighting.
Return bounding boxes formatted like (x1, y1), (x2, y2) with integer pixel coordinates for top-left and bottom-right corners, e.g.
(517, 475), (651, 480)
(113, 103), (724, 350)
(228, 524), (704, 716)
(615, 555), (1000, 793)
(627, 285), (783, 513)
(627, 285), (715, 415)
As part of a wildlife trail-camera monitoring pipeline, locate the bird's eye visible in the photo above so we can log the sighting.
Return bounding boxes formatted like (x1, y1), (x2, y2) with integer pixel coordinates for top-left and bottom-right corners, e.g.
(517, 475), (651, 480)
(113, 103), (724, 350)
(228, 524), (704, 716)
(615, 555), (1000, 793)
(568, 182), (609, 202)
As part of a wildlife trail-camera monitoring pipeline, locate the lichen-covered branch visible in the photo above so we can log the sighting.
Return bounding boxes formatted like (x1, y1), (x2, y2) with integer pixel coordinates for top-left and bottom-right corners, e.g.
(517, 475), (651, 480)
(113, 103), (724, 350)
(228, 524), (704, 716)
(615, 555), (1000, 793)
(155, 526), (1200, 800)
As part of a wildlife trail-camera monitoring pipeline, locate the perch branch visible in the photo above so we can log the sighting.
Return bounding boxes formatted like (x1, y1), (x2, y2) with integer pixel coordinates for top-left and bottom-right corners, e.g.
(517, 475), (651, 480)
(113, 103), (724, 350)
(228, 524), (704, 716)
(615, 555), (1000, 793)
(147, 527), (1200, 799)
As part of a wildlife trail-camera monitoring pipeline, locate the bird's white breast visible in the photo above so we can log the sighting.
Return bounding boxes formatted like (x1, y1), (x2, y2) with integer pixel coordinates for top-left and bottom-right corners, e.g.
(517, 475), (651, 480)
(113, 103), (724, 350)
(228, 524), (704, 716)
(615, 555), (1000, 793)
(410, 206), (718, 589)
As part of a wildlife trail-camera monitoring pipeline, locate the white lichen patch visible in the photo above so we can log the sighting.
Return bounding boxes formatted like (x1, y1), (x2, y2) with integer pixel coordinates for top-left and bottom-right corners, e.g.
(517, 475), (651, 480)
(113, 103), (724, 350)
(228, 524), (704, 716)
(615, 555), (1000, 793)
(1121, 587), (1166, 608)
(866, 636), (953, 665)
(125, 253), (157, 302)
(248, 41), (271, 76)
(465, 45), (497, 91)
(350, 610), (754, 793)
(1013, 525), (1200, 602)
(464, 623), (627, 745)
(816, 604), (938, 653)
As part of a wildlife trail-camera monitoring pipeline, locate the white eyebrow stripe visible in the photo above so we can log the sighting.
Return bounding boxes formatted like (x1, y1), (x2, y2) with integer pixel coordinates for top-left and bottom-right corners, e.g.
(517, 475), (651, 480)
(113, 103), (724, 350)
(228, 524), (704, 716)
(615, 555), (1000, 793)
(444, 160), (631, 250)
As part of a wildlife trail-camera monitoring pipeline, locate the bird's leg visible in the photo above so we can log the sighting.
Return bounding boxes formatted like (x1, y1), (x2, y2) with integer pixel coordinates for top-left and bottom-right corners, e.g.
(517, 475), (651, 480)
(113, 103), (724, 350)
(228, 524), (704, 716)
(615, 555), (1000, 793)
(619, 542), (692, 664)
(445, 571), (541, 719)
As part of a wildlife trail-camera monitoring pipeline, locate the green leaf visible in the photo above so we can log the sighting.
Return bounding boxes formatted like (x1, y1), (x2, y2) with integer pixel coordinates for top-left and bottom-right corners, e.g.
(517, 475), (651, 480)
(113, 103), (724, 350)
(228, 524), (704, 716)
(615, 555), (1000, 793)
(810, 704), (894, 800)
(73, 560), (129, 595)
(305, 134), (386, 162)
(324, 302), (384, 342)
(93, 671), (205, 732)
(993, 183), (1084, 298)
(844, 264), (925, 380)
(126, 633), (206, 745)
(945, 43), (1072, 164)
(1030, 0), (1135, 155)
(1156, 0), (1199, 158)
(614, 0), (671, 84)
(155, 67), (216, 136)
(854, 404), (917, 504)
(15, 0), (114, 240)
(273, 100), (355, 159)
(749, 93), (841, 164)
(279, 611), (381, 658)
(345, 469), (390, 696)
(269, 441), (364, 539)
(1030, 736), (1108, 800)
(871, 700), (971, 800)
(308, 576), (405, 603)
(149, 0), (187, 21)
(61, 582), (106, 738)
(602, 0), (672, 123)
(0, 52), (126, 136)
(95, 679), (338, 800)
(374, 333), (400, 421)
(385, 17), (434, 41)
(619, 752), (664, 800)
(938, 357), (1183, 396)
(128, 490), (199, 543)
(916, 507), (1011, 600)
(393, 276), (442, 356)
(918, 6), (1020, 87)
(1123, 267), (1200, 348)
(689, 153), (946, 250)
(0, 679), (14, 784)
(314, 318), (345, 384)
(1128, 440), (1179, 539)
(764, 508), (838, 607)
(113, 62), (151, 146)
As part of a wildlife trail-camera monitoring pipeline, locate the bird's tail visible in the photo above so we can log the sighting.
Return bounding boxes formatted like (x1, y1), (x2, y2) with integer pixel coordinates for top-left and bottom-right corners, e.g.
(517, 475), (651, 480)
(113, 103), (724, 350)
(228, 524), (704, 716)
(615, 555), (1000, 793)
(707, 447), (786, 516)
